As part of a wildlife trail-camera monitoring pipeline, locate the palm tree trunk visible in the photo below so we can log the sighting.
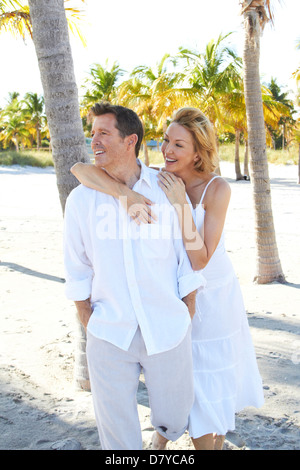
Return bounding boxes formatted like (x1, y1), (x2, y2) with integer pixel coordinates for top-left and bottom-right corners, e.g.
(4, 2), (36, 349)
(235, 129), (243, 180)
(242, 5), (285, 284)
(244, 139), (249, 177)
(215, 133), (221, 175)
(143, 139), (149, 166)
(28, 0), (90, 213)
(28, 0), (91, 391)
(298, 143), (300, 184)
(13, 135), (19, 152)
(36, 123), (41, 150)
(74, 320), (90, 391)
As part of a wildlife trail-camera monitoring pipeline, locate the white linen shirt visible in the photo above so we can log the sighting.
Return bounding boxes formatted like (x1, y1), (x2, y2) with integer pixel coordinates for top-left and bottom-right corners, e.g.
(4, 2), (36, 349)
(64, 160), (206, 355)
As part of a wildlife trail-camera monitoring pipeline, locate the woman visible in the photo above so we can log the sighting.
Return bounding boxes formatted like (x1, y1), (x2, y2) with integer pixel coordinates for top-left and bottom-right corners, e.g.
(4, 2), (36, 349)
(71, 107), (264, 450)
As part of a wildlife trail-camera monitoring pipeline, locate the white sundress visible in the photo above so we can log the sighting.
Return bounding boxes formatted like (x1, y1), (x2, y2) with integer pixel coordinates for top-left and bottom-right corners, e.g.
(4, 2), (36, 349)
(188, 176), (264, 438)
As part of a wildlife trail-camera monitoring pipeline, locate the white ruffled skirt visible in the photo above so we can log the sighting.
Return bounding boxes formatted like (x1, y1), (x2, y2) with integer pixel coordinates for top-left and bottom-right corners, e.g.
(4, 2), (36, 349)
(188, 273), (264, 438)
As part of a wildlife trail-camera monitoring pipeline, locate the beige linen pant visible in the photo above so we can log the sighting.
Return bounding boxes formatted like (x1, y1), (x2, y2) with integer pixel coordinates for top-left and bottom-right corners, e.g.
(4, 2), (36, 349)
(86, 326), (194, 450)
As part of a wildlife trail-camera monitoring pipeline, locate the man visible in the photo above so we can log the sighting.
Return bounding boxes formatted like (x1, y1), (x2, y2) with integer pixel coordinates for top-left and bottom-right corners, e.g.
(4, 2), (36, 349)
(63, 102), (206, 450)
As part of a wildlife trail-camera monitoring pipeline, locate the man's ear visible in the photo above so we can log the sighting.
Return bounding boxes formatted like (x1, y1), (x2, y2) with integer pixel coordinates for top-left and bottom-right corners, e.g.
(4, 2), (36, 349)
(126, 134), (138, 150)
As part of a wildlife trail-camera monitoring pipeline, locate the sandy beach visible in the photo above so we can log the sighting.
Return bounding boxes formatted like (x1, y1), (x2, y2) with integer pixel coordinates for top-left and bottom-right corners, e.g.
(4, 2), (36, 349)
(0, 161), (299, 451)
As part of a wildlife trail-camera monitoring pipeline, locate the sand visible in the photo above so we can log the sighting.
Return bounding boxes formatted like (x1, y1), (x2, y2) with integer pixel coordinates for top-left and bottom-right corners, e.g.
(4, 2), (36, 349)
(0, 161), (299, 451)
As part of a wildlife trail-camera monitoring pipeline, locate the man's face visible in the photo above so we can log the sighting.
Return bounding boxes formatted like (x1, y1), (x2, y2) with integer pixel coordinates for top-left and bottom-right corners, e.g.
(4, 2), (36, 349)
(91, 113), (126, 170)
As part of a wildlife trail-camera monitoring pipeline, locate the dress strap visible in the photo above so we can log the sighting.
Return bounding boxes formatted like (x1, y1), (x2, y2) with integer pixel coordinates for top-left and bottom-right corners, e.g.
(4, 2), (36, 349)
(199, 176), (222, 205)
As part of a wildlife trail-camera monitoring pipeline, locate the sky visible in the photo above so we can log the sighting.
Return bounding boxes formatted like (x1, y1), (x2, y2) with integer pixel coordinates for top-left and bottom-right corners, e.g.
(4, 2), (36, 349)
(0, 0), (300, 108)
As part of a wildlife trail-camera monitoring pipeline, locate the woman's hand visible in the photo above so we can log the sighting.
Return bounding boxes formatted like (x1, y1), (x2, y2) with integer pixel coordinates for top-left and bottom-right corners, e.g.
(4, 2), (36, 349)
(120, 190), (157, 225)
(157, 170), (187, 207)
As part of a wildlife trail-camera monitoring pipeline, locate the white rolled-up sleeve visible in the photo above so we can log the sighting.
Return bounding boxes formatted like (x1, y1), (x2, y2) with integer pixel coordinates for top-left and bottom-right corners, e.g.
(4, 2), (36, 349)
(178, 270), (207, 299)
(63, 194), (94, 301)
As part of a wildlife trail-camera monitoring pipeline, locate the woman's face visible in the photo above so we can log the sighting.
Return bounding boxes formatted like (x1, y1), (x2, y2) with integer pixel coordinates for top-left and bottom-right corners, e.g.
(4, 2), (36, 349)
(161, 122), (199, 174)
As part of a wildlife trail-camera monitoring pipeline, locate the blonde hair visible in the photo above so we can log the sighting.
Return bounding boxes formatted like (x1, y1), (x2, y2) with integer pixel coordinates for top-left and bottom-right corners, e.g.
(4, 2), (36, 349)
(171, 107), (219, 173)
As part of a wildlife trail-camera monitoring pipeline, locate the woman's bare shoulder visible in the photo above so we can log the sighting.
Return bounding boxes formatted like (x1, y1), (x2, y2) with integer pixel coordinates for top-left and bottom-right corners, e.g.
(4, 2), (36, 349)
(214, 176), (231, 193)
(206, 176), (231, 206)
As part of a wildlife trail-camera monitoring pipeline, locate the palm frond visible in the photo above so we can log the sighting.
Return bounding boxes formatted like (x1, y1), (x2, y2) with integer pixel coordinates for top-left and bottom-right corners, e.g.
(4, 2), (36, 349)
(0, 1), (87, 45)
(0, 5), (32, 40)
(64, 6), (87, 46)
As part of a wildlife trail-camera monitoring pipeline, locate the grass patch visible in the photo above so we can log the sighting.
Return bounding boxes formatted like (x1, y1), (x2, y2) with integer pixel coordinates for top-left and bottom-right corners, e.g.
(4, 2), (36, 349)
(145, 143), (299, 168)
(0, 150), (54, 167)
(266, 146), (299, 165)
(143, 149), (165, 167)
(219, 143), (299, 166)
(0, 143), (298, 168)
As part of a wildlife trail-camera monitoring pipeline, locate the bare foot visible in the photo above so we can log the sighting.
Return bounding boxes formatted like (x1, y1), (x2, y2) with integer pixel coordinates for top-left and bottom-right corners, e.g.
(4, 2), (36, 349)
(151, 431), (168, 450)
(213, 433), (225, 450)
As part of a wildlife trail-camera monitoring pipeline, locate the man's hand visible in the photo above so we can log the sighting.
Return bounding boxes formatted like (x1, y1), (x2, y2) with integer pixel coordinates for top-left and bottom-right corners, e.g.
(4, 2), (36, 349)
(74, 299), (92, 330)
(182, 290), (197, 320)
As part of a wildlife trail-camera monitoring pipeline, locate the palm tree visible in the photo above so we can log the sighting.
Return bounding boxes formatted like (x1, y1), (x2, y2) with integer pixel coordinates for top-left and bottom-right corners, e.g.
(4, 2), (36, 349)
(293, 42), (300, 182)
(117, 54), (181, 164)
(131, 54), (185, 129)
(178, 34), (243, 176)
(0, 0), (87, 44)
(0, 91), (30, 150)
(0, 110), (31, 150)
(26, 0), (91, 392)
(240, 0), (285, 284)
(0, 1), (32, 39)
(0, 1), (90, 207)
(294, 120), (300, 184)
(220, 75), (247, 179)
(292, 39), (300, 83)
(266, 78), (295, 150)
(26, 0), (90, 211)
(22, 92), (45, 149)
(221, 78), (291, 180)
(178, 33), (243, 129)
(81, 60), (124, 114)
(117, 75), (153, 165)
(1, 0), (93, 393)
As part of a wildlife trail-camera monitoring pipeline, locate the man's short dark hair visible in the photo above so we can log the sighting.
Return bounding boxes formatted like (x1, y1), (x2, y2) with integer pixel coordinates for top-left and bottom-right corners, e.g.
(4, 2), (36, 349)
(88, 102), (144, 158)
